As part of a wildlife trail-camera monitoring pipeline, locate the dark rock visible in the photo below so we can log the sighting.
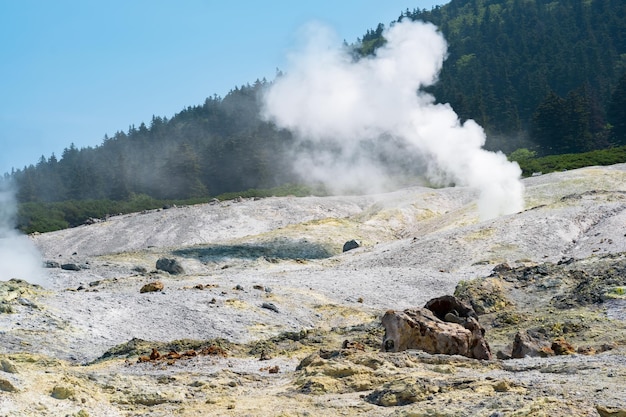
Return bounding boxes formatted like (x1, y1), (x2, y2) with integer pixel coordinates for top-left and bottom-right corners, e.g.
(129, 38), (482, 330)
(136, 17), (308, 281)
(424, 295), (479, 322)
(61, 263), (81, 271)
(261, 302), (280, 313)
(491, 262), (512, 274)
(496, 350), (512, 360)
(342, 239), (361, 252)
(511, 330), (554, 358)
(155, 258), (184, 275)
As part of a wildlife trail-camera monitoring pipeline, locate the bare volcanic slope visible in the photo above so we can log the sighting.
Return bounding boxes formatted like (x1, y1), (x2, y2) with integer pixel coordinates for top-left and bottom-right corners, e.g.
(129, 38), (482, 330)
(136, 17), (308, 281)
(0, 164), (624, 416)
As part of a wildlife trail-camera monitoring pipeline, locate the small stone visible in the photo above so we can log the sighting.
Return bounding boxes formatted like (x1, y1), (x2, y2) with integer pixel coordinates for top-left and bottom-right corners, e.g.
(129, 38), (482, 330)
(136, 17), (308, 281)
(261, 302), (279, 313)
(493, 380), (511, 392)
(0, 378), (18, 392)
(140, 281), (164, 293)
(1, 359), (18, 374)
(268, 365), (280, 374)
(0, 303), (14, 314)
(45, 260), (61, 268)
(596, 405), (626, 417)
(51, 385), (74, 399)
(133, 266), (148, 274)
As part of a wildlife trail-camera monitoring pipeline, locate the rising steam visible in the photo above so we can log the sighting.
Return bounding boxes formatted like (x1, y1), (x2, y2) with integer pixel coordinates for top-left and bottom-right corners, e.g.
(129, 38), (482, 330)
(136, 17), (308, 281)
(262, 20), (524, 219)
(0, 180), (46, 286)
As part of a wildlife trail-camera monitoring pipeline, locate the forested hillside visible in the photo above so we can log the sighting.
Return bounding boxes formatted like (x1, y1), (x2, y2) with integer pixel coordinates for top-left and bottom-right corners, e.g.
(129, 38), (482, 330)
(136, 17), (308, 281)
(14, 80), (296, 203)
(8, 0), (626, 232)
(397, 0), (626, 153)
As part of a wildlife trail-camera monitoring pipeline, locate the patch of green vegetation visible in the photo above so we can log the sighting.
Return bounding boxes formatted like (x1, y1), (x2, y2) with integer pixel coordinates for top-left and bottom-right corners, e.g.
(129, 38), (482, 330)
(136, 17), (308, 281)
(606, 286), (626, 299)
(91, 337), (234, 364)
(492, 311), (525, 327)
(509, 146), (626, 177)
(18, 183), (329, 234)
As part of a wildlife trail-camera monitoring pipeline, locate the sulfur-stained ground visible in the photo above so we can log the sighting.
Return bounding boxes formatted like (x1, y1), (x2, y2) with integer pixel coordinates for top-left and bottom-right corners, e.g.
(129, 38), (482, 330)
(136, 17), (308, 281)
(1, 164), (626, 416)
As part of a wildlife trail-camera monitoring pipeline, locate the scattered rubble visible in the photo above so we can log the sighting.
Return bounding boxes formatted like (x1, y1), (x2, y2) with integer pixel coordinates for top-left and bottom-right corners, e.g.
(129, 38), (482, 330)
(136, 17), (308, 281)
(2, 164), (624, 416)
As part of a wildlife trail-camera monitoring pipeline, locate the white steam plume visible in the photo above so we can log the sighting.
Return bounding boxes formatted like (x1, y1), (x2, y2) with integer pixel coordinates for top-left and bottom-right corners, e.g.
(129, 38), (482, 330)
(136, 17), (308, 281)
(262, 20), (524, 219)
(0, 180), (47, 286)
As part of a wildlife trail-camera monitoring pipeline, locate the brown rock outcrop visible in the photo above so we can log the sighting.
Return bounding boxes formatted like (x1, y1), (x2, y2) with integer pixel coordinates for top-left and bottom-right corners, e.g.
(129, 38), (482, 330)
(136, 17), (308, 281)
(381, 302), (492, 360)
(551, 338), (576, 355)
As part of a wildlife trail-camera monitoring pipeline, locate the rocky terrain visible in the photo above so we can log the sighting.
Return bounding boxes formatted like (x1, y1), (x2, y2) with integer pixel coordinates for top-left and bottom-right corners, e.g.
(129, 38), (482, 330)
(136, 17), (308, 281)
(1, 164), (626, 416)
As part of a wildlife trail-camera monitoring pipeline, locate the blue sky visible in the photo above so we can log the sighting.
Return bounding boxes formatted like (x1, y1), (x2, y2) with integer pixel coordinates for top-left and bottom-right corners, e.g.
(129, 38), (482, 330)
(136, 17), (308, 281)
(0, 1), (447, 175)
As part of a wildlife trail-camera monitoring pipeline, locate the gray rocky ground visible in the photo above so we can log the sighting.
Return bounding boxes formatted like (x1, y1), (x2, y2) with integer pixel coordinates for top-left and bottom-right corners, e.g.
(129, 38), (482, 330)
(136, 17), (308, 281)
(1, 164), (625, 416)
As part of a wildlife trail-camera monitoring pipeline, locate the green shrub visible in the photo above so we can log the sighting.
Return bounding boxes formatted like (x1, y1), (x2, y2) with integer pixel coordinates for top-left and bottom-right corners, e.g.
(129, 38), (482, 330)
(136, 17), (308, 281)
(510, 146), (626, 177)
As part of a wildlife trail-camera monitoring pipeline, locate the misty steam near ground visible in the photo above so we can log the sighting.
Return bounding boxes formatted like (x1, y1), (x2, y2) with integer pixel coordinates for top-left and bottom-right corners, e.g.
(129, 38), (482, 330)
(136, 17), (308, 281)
(262, 20), (524, 219)
(0, 180), (46, 286)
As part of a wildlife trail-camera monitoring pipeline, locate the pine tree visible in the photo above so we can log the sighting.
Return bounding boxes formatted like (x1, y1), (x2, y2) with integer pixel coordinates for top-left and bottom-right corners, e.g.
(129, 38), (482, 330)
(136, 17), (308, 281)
(608, 73), (626, 145)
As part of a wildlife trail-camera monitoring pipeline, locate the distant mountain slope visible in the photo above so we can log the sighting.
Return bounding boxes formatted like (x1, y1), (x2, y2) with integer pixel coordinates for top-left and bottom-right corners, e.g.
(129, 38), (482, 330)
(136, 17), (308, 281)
(9, 0), (626, 208)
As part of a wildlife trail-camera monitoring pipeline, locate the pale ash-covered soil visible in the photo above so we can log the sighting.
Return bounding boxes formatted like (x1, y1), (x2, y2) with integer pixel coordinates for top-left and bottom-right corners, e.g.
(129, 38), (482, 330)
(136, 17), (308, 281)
(0, 164), (625, 416)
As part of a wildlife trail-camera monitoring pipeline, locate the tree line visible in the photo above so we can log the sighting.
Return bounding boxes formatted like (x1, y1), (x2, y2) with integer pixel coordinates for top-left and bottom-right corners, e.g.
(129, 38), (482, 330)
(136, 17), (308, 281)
(12, 80), (297, 204)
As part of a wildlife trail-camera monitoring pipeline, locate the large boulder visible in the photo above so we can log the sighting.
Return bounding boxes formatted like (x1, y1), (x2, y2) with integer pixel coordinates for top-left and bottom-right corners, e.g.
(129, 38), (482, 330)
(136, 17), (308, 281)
(381, 297), (492, 360)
